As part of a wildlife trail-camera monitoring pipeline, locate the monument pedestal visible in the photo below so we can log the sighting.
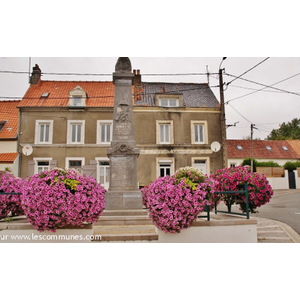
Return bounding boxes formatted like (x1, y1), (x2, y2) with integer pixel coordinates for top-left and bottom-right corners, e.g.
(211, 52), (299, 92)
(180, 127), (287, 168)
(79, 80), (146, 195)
(105, 190), (143, 210)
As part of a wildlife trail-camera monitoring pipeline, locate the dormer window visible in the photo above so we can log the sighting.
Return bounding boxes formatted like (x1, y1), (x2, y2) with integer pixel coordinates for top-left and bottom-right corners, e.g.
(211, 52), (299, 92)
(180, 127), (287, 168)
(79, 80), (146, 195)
(160, 98), (179, 107)
(68, 86), (86, 108)
(73, 97), (83, 106)
(155, 94), (182, 107)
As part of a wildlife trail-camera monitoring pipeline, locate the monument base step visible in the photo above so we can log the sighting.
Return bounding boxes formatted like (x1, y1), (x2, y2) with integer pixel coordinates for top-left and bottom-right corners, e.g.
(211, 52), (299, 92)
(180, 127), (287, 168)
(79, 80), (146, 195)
(92, 232), (158, 242)
(102, 209), (148, 216)
(92, 209), (158, 242)
(94, 215), (153, 226)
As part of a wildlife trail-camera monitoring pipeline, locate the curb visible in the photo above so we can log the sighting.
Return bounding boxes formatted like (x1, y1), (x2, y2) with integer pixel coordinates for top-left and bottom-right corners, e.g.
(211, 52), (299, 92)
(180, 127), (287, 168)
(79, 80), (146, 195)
(274, 220), (300, 243)
(256, 217), (300, 243)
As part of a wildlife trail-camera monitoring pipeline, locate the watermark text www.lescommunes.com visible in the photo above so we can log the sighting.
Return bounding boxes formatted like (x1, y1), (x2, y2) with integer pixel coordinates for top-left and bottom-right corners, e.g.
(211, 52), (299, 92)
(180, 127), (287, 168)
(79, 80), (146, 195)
(0, 233), (101, 242)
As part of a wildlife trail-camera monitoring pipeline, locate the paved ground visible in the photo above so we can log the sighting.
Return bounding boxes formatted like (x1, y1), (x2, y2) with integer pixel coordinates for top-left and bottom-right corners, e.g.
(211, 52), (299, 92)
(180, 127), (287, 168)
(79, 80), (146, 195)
(256, 189), (300, 235)
(215, 189), (300, 243)
(255, 217), (300, 243)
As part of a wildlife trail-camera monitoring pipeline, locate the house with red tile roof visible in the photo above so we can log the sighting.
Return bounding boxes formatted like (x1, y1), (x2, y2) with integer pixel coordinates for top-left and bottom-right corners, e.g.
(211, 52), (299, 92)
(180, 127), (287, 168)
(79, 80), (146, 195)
(0, 100), (20, 175)
(19, 63), (223, 187)
(227, 139), (299, 168)
(286, 140), (300, 158)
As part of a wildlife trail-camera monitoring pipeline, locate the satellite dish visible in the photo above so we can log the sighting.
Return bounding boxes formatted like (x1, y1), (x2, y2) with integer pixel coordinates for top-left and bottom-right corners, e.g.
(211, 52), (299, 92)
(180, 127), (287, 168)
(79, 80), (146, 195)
(211, 141), (221, 153)
(22, 145), (33, 156)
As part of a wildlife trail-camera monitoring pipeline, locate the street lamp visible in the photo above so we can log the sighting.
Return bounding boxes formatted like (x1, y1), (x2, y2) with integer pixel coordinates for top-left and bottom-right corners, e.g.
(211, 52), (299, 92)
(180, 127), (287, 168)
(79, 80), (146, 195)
(219, 57), (227, 70)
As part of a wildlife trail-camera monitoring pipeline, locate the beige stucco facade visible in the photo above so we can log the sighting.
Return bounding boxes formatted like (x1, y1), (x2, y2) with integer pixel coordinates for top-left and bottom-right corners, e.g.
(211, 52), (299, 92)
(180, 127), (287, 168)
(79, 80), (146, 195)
(19, 105), (223, 186)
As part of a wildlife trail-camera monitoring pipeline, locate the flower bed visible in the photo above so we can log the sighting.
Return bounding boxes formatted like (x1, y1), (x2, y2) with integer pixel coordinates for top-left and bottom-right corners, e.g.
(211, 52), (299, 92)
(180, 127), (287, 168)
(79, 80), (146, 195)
(0, 171), (24, 219)
(211, 166), (273, 213)
(142, 167), (212, 234)
(21, 168), (106, 232)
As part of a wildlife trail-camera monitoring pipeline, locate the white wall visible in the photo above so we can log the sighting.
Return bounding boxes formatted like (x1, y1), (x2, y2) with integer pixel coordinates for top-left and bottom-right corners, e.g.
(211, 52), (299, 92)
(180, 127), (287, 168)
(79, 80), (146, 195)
(0, 155), (19, 176)
(156, 219), (257, 243)
(295, 170), (300, 189)
(266, 170), (289, 190)
(0, 141), (17, 153)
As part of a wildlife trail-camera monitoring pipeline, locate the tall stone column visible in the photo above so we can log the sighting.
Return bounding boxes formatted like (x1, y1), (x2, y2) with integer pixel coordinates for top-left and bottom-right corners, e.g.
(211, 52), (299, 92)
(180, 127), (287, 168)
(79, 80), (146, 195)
(105, 57), (143, 210)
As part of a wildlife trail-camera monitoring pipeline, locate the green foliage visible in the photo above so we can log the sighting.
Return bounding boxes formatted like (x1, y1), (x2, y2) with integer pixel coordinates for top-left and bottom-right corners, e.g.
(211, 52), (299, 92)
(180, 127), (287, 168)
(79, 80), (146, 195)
(54, 177), (79, 191)
(241, 158), (281, 172)
(267, 118), (300, 140)
(284, 161), (300, 172)
(175, 166), (206, 190)
(257, 161), (281, 167)
(241, 158), (258, 172)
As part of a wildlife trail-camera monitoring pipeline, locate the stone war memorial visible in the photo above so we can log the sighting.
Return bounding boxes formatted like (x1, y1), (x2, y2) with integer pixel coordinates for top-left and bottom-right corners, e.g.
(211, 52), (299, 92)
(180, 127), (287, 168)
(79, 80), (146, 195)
(92, 57), (159, 241)
(105, 57), (143, 210)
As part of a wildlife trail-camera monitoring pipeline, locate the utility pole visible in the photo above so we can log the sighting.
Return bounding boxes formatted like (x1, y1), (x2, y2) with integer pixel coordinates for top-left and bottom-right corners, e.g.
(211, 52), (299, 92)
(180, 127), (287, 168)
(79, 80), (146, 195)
(219, 63), (227, 169)
(250, 123), (257, 172)
(206, 65), (209, 85)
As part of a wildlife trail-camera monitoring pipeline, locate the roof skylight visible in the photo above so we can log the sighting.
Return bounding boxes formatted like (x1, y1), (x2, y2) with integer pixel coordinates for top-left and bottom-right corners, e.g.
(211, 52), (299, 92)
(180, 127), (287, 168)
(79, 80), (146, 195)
(282, 146), (289, 151)
(266, 146), (272, 151)
(236, 145), (243, 150)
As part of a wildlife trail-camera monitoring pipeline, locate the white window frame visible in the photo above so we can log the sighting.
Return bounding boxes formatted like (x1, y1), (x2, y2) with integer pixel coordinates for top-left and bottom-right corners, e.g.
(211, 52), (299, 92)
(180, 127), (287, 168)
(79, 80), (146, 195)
(33, 157), (53, 174)
(97, 120), (113, 145)
(68, 86), (86, 107)
(191, 121), (208, 145)
(159, 98), (179, 107)
(65, 157), (85, 174)
(155, 94), (182, 107)
(156, 120), (174, 145)
(95, 157), (110, 189)
(191, 157), (210, 175)
(156, 157), (175, 178)
(67, 120), (85, 144)
(34, 120), (54, 144)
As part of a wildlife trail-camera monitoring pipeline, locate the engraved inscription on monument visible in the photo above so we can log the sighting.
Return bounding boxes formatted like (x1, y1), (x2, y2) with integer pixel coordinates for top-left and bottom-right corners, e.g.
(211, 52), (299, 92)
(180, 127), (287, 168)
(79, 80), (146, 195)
(115, 123), (131, 139)
(111, 159), (129, 187)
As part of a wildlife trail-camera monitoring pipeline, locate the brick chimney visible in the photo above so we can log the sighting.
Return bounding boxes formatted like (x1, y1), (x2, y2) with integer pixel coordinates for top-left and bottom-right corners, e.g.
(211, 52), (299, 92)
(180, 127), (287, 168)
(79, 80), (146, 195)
(29, 64), (42, 85)
(133, 69), (142, 87)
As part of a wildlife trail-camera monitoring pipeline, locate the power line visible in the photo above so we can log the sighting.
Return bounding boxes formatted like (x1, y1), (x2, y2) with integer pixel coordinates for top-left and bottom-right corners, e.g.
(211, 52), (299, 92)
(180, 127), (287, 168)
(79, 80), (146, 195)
(0, 84), (220, 100)
(226, 71), (300, 103)
(227, 103), (253, 124)
(225, 72), (300, 97)
(0, 70), (218, 77)
(228, 84), (285, 93)
(226, 57), (270, 86)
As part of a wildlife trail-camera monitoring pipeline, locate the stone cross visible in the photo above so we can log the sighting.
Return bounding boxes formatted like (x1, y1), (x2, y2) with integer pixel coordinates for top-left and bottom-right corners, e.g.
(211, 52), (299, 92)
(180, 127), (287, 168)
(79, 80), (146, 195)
(105, 57), (143, 210)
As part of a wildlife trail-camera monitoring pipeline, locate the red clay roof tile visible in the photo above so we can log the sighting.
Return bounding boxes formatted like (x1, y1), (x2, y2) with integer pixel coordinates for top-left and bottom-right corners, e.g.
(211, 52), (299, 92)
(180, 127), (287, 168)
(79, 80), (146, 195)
(227, 140), (299, 159)
(19, 81), (125, 107)
(0, 101), (20, 139)
(286, 140), (300, 157)
(0, 152), (19, 163)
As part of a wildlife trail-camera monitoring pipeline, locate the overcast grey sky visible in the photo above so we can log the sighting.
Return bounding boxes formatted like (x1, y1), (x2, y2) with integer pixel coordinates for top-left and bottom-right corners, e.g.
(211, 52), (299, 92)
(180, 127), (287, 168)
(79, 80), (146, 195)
(1, 57), (300, 140)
